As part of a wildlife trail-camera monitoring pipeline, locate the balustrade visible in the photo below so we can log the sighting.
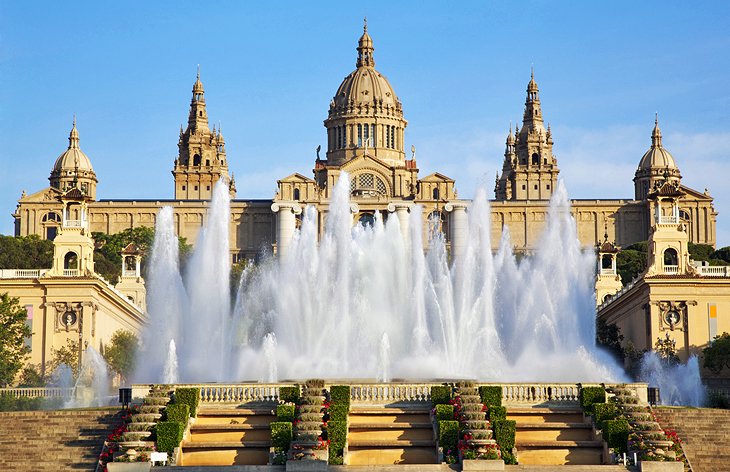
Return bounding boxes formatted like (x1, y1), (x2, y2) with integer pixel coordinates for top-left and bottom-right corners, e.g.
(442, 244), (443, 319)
(600, 268), (617, 275)
(63, 219), (84, 228)
(699, 266), (730, 277)
(185, 384), (288, 403)
(663, 265), (679, 275)
(500, 383), (580, 405)
(0, 269), (48, 279)
(658, 215), (679, 225)
(0, 387), (75, 399)
(63, 269), (80, 277)
(348, 383), (439, 403)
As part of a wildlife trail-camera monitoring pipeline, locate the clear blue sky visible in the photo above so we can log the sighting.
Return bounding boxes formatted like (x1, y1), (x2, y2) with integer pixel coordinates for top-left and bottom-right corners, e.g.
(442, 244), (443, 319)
(1, 1), (729, 246)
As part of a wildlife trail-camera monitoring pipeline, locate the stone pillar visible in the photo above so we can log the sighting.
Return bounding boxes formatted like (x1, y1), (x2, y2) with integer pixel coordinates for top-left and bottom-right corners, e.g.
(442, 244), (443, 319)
(445, 201), (469, 261)
(271, 201), (302, 258)
(387, 202), (411, 244)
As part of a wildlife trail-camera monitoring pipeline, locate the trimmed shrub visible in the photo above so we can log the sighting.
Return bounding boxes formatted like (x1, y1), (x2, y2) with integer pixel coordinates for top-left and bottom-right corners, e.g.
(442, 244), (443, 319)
(329, 403), (349, 422)
(593, 402), (618, 429)
(279, 386), (300, 404)
(604, 419), (629, 452)
(174, 387), (200, 417)
(438, 420), (459, 451)
(431, 385), (452, 405)
(580, 386), (606, 414)
(330, 385), (350, 406)
(493, 419), (516, 450)
(165, 404), (190, 424)
(276, 404), (296, 422)
(156, 421), (184, 455)
(479, 386), (502, 407)
(488, 405), (507, 423)
(328, 420), (347, 464)
(435, 404), (454, 421)
(271, 422), (293, 451)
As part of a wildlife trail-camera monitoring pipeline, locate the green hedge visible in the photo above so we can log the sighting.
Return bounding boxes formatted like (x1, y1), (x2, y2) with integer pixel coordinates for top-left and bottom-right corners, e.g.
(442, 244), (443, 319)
(593, 402), (618, 430)
(438, 420), (459, 452)
(435, 404), (454, 421)
(580, 386), (606, 414)
(0, 394), (63, 411)
(328, 420), (347, 464)
(165, 403), (190, 424)
(271, 421), (293, 451)
(174, 387), (200, 417)
(431, 386), (452, 405)
(276, 404), (296, 422)
(488, 405), (507, 423)
(279, 386), (300, 404)
(156, 421), (184, 455)
(604, 419), (629, 452)
(330, 385), (350, 406)
(493, 419), (516, 450)
(479, 386), (502, 407)
(329, 403), (349, 422)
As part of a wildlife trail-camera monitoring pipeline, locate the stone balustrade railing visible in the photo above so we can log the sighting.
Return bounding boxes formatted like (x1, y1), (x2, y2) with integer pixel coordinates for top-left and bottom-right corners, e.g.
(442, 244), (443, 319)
(699, 265), (730, 277)
(346, 383), (442, 403)
(0, 269), (49, 279)
(0, 387), (75, 399)
(498, 383), (580, 405)
(157, 384), (293, 403)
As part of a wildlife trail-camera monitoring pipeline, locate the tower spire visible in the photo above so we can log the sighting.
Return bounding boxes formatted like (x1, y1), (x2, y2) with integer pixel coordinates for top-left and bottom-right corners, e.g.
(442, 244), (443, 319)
(356, 18), (375, 68)
(652, 112), (662, 147)
(68, 115), (80, 149)
(188, 67), (209, 132)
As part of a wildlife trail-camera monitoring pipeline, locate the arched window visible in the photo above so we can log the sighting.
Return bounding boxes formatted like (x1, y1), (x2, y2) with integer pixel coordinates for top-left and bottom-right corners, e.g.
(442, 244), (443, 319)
(679, 210), (690, 221)
(42, 212), (61, 223)
(358, 213), (375, 227)
(601, 254), (613, 269)
(125, 256), (136, 271)
(205, 160), (210, 167)
(64, 252), (78, 270)
(193, 154), (201, 166)
(357, 124), (363, 147)
(532, 153), (540, 165)
(663, 248), (678, 266)
(293, 188), (300, 201)
(432, 188), (440, 200)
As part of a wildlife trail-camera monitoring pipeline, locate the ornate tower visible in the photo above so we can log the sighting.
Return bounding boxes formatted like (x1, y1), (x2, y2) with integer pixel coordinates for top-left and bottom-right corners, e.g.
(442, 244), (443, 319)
(644, 179), (693, 277)
(323, 20), (408, 167)
(595, 233), (623, 306)
(49, 187), (95, 277)
(495, 72), (559, 200)
(634, 116), (681, 201)
(49, 118), (98, 199)
(115, 243), (146, 310)
(172, 69), (235, 200)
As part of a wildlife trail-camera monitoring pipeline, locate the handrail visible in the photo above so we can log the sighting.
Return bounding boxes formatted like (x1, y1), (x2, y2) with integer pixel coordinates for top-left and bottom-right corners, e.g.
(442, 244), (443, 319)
(0, 387), (75, 399)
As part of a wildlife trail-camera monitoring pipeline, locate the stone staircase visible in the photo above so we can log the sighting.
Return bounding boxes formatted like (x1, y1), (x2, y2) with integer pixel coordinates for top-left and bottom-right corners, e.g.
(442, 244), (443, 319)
(0, 407), (121, 471)
(346, 405), (438, 465)
(180, 406), (275, 466)
(509, 407), (604, 465)
(654, 406), (730, 472)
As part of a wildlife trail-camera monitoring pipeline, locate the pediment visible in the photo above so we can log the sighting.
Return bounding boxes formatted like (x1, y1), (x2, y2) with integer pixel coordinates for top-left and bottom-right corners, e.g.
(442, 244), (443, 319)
(679, 185), (713, 202)
(419, 172), (454, 183)
(340, 154), (392, 174)
(19, 186), (62, 203)
(278, 173), (315, 184)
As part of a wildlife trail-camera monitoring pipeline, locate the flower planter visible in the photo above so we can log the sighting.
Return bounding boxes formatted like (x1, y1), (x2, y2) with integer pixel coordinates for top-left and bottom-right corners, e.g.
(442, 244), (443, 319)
(106, 462), (151, 472)
(462, 459), (505, 471)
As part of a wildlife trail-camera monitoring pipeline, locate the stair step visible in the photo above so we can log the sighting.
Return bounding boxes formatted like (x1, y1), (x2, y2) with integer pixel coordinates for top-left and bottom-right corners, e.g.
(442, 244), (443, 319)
(191, 423), (270, 431)
(509, 407), (583, 414)
(182, 440), (270, 448)
(517, 422), (591, 429)
(517, 440), (603, 448)
(349, 422), (433, 429)
(350, 407), (431, 415)
(348, 439), (436, 447)
(197, 408), (274, 416)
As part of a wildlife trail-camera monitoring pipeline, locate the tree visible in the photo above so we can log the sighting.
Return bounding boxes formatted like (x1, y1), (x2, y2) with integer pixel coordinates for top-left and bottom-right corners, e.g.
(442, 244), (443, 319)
(616, 249), (646, 285)
(0, 235), (53, 270)
(688, 242), (715, 262)
(92, 227), (155, 283)
(0, 293), (32, 386)
(17, 364), (45, 387)
(103, 330), (138, 382)
(596, 318), (624, 362)
(703, 332), (730, 374)
(50, 338), (80, 380)
(711, 246), (730, 264)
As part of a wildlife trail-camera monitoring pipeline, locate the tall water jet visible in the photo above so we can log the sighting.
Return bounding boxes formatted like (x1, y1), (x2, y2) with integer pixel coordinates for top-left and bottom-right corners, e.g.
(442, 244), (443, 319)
(377, 333), (391, 383)
(162, 339), (179, 384)
(639, 351), (706, 406)
(262, 334), (278, 383)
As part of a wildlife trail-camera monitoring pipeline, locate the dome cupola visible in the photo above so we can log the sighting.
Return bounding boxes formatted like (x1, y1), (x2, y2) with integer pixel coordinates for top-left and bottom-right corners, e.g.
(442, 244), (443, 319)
(634, 115), (681, 200)
(324, 20), (408, 167)
(49, 117), (98, 199)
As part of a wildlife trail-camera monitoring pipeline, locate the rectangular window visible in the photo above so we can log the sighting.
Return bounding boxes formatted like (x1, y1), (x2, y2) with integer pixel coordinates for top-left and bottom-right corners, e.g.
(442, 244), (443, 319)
(390, 126), (395, 148)
(385, 126), (390, 148)
(357, 124), (363, 147)
(371, 124), (375, 147)
(182, 185), (186, 191)
(194, 186), (198, 191)
(207, 186), (210, 191)
(709, 303), (718, 342)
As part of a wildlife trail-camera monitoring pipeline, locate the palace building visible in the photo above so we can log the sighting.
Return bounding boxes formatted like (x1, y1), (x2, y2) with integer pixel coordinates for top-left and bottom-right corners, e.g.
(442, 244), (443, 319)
(12, 23), (718, 262)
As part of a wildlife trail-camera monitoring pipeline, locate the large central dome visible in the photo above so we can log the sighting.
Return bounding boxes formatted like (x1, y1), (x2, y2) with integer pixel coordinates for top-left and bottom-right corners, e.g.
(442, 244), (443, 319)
(324, 21), (407, 166)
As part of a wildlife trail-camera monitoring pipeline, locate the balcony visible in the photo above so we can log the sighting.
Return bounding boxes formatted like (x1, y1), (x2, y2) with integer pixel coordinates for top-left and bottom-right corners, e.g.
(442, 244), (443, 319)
(699, 266), (730, 277)
(658, 215), (679, 225)
(600, 268), (616, 276)
(0, 269), (48, 279)
(663, 265), (679, 275)
(63, 269), (80, 277)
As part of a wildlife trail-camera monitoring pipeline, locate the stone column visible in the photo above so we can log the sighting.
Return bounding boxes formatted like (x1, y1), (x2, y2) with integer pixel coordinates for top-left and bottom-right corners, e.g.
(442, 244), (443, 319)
(387, 202), (412, 244)
(445, 201), (469, 261)
(271, 201), (302, 258)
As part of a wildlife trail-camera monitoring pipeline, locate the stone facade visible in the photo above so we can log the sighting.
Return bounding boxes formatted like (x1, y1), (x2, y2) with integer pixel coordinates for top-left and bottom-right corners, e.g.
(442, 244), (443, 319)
(12, 24), (717, 260)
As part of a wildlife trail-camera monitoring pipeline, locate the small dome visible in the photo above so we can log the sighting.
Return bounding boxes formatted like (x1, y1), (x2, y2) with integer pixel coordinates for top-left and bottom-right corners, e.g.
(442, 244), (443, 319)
(333, 67), (399, 111)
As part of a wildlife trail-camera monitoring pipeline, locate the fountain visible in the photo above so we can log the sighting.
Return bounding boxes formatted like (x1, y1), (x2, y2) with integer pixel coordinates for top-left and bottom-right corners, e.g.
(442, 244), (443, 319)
(135, 175), (633, 385)
(639, 351), (706, 406)
(66, 346), (113, 408)
(162, 339), (179, 384)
